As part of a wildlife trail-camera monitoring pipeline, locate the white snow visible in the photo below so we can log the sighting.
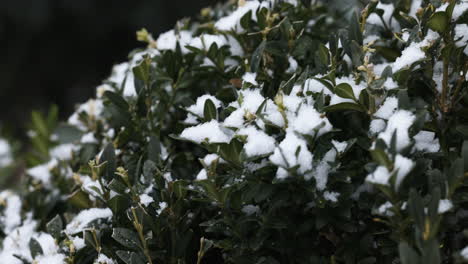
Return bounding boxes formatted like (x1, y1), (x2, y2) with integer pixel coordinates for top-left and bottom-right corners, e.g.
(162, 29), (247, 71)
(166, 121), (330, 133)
(81, 132), (98, 144)
(454, 24), (468, 55)
(394, 154), (414, 189)
(332, 140), (348, 153)
(180, 120), (233, 144)
(237, 126), (276, 157)
(71, 236), (86, 251)
(139, 194), (154, 207)
(215, 1), (267, 33)
(0, 139), (12, 167)
(291, 105), (332, 137)
(370, 119), (386, 134)
(50, 144), (74, 160)
(196, 169), (208, 180)
(304, 78), (333, 95)
(0, 217), (37, 263)
(374, 97), (398, 119)
(311, 149), (336, 190)
(452, 2), (468, 21)
(378, 110), (415, 151)
(242, 72), (258, 86)
(461, 246), (468, 260)
(377, 201), (394, 216)
(409, 0), (422, 17)
(189, 34), (227, 50)
(414, 131), (440, 152)
(27, 159), (58, 185)
(95, 254), (116, 264)
(202, 154), (225, 166)
(392, 30), (439, 72)
(65, 208), (113, 235)
(242, 204), (260, 215)
(269, 132), (313, 178)
(366, 166), (391, 185)
(323, 191), (340, 202)
(286, 56), (298, 73)
(156, 29), (193, 54)
(157, 202), (167, 215)
(438, 199), (453, 214)
(81, 175), (104, 199)
(186, 94), (222, 119)
(0, 191), (22, 233)
(367, 3), (399, 30)
(68, 99), (104, 130)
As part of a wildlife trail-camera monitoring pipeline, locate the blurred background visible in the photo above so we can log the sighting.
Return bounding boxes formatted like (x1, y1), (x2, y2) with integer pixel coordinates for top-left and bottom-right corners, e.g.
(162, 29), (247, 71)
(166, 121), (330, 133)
(0, 0), (222, 136)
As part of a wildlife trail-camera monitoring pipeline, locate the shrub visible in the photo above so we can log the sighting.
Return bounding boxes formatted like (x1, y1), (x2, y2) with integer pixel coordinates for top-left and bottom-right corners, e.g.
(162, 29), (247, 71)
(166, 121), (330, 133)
(1, 0), (468, 263)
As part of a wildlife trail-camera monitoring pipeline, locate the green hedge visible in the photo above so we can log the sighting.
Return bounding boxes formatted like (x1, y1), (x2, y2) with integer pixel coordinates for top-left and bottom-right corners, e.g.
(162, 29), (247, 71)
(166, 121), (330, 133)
(1, 0), (468, 263)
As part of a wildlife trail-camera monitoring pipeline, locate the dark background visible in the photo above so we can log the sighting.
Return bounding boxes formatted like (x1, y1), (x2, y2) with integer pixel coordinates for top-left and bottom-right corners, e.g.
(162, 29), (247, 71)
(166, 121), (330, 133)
(0, 0), (222, 135)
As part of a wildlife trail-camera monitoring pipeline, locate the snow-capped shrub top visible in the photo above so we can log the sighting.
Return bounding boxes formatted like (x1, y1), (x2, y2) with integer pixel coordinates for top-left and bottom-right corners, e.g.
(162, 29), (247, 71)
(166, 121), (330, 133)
(2, 0), (468, 263)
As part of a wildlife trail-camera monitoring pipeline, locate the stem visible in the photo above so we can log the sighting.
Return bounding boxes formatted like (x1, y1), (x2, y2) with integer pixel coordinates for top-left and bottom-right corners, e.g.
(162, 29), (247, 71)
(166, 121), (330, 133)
(132, 207), (153, 264)
(441, 58), (449, 112)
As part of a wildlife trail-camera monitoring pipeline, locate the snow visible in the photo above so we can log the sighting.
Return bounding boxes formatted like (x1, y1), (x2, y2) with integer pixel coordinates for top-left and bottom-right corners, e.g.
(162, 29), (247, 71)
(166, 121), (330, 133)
(367, 3), (399, 30)
(378, 110), (415, 151)
(65, 208), (113, 235)
(242, 205), (260, 215)
(95, 253), (116, 264)
(304, 78), (332, 95)
(452, 2), (468, 21)
(242, 72), (258, 86)
(286, 56), (298, 73)
(366, 166), (391, 185)
(454, 24), (468, 55)
(461, 246), (468, 260)
(157, 202), (167, 215)
(50, 144), (74, 160)
(156, 29), (193, 53)
(180, 120), (233, 144)
(107, 62), (137, 97)
(270, 132), (313, 178)
(68, 99), (104, 130)
(370, 119), (386, 134)
(0, 191), (22, 233)
(0, 139), (12, 167)
(374, 97), (398, 119)
(394, 154), (414, 189)
(186, 94), (222, 119)
(438, 199), (453, 214)
(377, 201), (394, 216)
(0, 217), (38, 263)
(392, 30), (439, 72)
(323, 191), (340, 202)
(27, 159), (58, 185)
(81, 175), (104, 199)
(311, 149), (336, 190)
(81, 132), (98, 144)
(35, 254), (66, 264)
(189, 34), (227, 50)
(71, 236), (86, 250)
(291, 105), (332, 137)
(409, 0), (422, 17)
(139, 194), (154, 207)
(237, 126), (276, 157)
(196, 169), (208, 180)
(215, 1), (267, 33)
(332, 140), (348, 153)
(414, 131), (440, 152)
(202, 154), (225, 166)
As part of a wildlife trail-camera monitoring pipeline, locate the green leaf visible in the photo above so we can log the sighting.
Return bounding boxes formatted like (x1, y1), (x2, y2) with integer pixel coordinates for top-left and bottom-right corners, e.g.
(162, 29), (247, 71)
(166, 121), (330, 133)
(334, 83), (356, 100)
(324, 103), (366, 112)
(100, 143), (116, 181)
(203, 99), (218, 121)
(108, 195), (131, 215)
(29, 238), (43, 259)
(349, 11), (363, 45)
(148, 135), (161, 163)
(427, 12), (449, 33)
(251, 40), (266, 72)
(68, 190), (92, 209)
(104, 91), (129, 111)
(370, 149), (392, 169)
(46, 215), (63, 239)
(399, 241), (419, 264)
(112, 228), (141, 250)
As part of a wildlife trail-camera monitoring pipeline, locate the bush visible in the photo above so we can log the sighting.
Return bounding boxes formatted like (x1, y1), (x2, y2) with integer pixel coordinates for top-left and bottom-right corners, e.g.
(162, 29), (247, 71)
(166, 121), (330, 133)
(1, 0), (468, 263)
